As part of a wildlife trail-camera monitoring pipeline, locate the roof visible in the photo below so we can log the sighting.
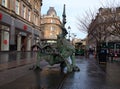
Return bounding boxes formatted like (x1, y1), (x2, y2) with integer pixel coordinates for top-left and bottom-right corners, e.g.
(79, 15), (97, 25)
(47, 7), (57, 16)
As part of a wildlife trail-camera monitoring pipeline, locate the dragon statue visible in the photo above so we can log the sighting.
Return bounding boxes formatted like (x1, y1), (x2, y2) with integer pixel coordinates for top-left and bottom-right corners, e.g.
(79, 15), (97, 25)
(31, 4), (80, 73)
(32, 33), (80, 73)
(31, 25), (80, 73)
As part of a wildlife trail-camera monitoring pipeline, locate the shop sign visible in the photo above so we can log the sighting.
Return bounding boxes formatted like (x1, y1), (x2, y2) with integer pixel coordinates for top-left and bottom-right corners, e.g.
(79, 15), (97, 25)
(3, 40), (8, 45)
(0, 13), (3, 20)
(23, 25), (27, 30)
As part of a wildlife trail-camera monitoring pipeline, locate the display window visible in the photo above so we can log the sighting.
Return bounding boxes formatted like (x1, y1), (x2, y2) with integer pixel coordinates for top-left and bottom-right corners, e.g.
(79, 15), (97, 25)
(0, 24), (10, 51)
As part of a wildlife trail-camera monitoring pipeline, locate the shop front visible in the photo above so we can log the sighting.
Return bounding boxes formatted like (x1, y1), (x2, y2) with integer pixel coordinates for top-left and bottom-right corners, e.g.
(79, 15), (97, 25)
(0, 11), (40, 51)
(0, 11), (11, 51)
(0, 24), (10, 51)
(15, 31), (32, 51)
(14, 20), (32, 51)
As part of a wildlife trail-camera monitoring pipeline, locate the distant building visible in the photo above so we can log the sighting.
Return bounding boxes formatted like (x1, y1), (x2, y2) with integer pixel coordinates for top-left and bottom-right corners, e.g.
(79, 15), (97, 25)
(0, 0), (42, 51)
(41, 7), (62, 44)
(87, 7), (120, 49)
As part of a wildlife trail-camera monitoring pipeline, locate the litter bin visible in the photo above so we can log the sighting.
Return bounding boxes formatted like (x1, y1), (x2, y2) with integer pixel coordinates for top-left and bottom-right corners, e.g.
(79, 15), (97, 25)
(98, 49), (107, 63)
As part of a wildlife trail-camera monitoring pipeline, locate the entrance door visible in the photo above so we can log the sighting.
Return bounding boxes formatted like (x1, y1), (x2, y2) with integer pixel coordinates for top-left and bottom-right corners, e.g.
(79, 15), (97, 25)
(21, 36), (27, 51)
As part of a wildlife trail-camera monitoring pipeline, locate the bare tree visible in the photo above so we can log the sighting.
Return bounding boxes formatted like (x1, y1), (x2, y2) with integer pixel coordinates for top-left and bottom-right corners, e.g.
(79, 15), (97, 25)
(77, 8), (110, 44)
(76, 0), (120, 60)
(76, 9), (96, 34)
(99, 0), (120, 39)
(77, 0), (120, 43)
(107, 8), (120, 38)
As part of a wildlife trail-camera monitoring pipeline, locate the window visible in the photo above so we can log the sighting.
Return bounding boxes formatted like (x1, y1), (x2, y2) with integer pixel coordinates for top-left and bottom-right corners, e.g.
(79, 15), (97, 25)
(51, 19), (53, 23)
(28, 0), (30, 3)
(34, 14), (36, 24)
(51, 19), (55, 23)
(50, 26), (55, 31)
(111, 8), (116, 13)
(35, 2), (39, 11)
(34, 14), (38, 25)
(15, 0), (20, 15)
(22, 5), (26, 18)
(2, 0), (7, 8)
(1, 25), (9, 31)
(28, 9), (31, 21)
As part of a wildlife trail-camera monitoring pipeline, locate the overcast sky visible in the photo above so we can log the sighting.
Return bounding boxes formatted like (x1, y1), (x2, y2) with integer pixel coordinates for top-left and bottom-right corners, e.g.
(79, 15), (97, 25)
(41, 0), (120, 39)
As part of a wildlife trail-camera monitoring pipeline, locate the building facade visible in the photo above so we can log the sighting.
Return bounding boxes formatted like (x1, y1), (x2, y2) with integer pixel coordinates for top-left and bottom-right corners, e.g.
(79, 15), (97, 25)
(86, 7), (120, 57)
(41, 7), (62, 44)
(0, 0), (42, 51)
(87, 7), (120, 50)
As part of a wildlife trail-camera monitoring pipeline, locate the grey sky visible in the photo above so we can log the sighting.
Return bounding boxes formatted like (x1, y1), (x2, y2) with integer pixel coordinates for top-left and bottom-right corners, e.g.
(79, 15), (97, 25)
(41, 0), (120, 39)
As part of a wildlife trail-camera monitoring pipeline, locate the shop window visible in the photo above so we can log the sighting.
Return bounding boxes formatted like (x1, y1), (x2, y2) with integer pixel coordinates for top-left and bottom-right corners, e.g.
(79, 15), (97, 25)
(0, 25), (9, 51)
(1, 25), (9, 31)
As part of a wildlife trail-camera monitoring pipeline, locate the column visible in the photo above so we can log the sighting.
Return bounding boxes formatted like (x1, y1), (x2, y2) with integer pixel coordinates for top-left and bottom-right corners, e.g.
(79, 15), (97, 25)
(10, 17), (15, 51)
(10, 17), (15, 44)
(17, 34), (21, 51)
(26, 35), (32, 51)
(31, 28), (35, 46)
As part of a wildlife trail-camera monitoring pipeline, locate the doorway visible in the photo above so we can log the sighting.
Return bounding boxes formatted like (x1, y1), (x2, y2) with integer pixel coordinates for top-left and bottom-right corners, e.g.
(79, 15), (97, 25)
(21, 36), (27, 51)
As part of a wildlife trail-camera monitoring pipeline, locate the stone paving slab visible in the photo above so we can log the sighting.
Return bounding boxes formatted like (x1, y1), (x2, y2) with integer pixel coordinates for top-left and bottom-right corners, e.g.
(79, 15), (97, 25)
(61, 56), (120, 89)
(0, 64), (34, 86)
(0, 55), (120, 89)
(0, 62), (66, 89)
(0, 58), (35, 71)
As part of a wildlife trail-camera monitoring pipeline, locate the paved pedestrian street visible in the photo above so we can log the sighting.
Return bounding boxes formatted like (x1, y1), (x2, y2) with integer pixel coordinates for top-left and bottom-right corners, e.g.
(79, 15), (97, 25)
(0, 54), (120, 89)
(61, 56), (120, 89)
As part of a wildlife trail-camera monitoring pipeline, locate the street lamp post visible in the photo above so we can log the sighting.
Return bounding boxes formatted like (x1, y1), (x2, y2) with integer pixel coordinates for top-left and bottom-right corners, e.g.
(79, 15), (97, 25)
(72, 33), (76, 45)
(68, 26), (71, 40)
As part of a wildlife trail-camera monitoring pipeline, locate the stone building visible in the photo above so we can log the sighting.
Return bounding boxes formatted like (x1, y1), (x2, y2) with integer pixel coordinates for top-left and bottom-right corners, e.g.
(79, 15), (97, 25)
(0, 0), (42, 51)
(41, 7), (62, 44)
(87, 7), (120, 49)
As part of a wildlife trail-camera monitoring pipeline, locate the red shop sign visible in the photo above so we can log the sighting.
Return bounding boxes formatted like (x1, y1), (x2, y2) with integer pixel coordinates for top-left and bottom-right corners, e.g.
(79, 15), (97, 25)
(23, 25), (27, 30)
(3, 40), (8, 45)
(0, 13), (3, 20)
